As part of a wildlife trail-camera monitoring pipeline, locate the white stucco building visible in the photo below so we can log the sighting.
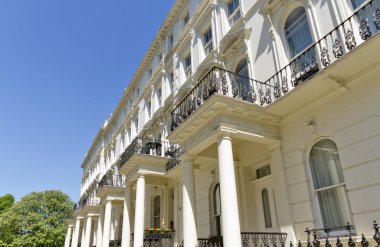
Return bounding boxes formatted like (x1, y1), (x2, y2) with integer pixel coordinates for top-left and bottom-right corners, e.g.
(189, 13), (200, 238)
(65, 0), (380, 246)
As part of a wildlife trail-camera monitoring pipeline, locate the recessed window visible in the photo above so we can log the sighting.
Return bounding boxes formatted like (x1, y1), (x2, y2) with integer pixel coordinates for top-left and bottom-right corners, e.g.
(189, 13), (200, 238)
(309, 139), (352, 228)
(153, 195), (161, 228)
(204, 27), (213, 54)
(262, 189), (273, 228)
(168, 72), (174, 92)
(157, 87), (162, 106)
(146, 100), (151, 119)
(256, 164), (271, 179)
(148, 68), (152, 77)
(183, 12), (190, 26)
(212, 184), (222, 236)
(185, 54), (191, 78)
(285, 7), (313, 58)
(168, 33), (174, 47)
(227, 0), (241, 24)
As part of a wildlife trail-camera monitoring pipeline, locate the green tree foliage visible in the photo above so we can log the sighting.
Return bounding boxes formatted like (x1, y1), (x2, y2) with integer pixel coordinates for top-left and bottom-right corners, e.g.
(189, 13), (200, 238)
(0, 190), (74, 247)
(0, 193), (15, 215)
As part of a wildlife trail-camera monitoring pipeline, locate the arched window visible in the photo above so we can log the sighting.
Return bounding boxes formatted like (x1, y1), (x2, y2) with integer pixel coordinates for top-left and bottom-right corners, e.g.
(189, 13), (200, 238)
(285, 7), (313, 58)
(351, 0), (365, 9)
(153, 195), (161, 228)
(309, 139), (352, 228)
(235, 59), (253, 102)
(213, 183), (222, 236)
(262, 189), (272, 228)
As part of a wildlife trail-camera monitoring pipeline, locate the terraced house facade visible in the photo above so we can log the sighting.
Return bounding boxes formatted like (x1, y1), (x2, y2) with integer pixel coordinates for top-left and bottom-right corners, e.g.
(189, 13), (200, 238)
(65, 0), (380, 246)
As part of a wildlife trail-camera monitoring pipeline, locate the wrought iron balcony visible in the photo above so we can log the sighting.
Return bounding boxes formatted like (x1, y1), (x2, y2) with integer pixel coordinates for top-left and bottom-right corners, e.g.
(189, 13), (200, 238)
(75, 196), (100, 210)
(198, 232), (287, 247)
(264, 0), (380, 103)
(171, 67), (270, 132)
(119, 137), (180, 171)
(130, 230), (175, 247)
(171, 0), (380, 132)
(97, 174), (125, 191)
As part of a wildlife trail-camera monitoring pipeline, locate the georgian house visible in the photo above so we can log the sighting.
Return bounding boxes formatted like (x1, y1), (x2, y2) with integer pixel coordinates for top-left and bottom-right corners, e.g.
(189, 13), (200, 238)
(65, 0), (380, 246)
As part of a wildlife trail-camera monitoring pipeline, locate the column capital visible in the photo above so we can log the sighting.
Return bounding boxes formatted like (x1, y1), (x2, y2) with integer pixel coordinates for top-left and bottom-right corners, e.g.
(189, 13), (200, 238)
(181, 154), (196, 163)
(217, 135), (232, 143)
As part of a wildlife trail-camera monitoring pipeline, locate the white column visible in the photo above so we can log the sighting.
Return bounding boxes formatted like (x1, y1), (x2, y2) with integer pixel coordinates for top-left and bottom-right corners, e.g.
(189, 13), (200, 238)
(84, 215), (93, 247)
(217, 136), (242, 247)
(173, 180), (179, 247)
(182, 160), (198, 247)
(121, 183), (132, 247)
(102, 200), (112, 247)
(96, 211), (103, 247)
(71, 217), (81, 247)
(80, 223), (86, 247)
(133, 174), (146, 247)
(65, 225), (73, 247)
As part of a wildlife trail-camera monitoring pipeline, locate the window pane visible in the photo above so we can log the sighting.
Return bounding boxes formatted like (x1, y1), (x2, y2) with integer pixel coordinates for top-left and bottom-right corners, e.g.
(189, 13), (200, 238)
(262, 189), (272, 228)
(317, 186), (351, 227)
(310, 139), (344, 189)
(351, 0), (366, 9)
(285, 7), (313, 57)
(256, 165), (271, 179)
(154, 196), (160, 215)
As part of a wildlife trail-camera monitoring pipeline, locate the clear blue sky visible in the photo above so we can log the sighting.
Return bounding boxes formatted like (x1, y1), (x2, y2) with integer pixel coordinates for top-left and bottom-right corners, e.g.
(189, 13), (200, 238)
(0, 1), (174, 203)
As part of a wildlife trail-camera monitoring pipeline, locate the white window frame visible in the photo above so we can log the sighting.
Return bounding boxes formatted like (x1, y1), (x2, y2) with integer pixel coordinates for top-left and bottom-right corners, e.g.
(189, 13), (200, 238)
(185, 54), (191, 78)
(204, 27), (213, 54)
(227, 0), (241, 25)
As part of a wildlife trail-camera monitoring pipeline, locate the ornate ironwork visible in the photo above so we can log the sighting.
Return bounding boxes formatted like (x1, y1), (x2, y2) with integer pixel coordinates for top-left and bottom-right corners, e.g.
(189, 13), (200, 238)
(374, 8), (380, 30)
(333, 39), (343, 58)
(320, 47), (330, 67)
(373, 220), (380, 246)
(361, 234), (369, 247)
(97, 174), (125, 193)
(119, 137), (180, 168)
(345, 30), (357, 50)
(282, 76), (289, 94)
(359, 19), (372, 40)
(274, 81), (281, 99)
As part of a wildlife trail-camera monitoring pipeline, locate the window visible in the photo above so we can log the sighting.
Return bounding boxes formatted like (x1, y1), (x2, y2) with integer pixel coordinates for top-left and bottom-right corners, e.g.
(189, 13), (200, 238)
(309, 139), (352, 228)
(256, 164), (271, 179)
(158, 53), (162, 62)
(168, 33), (174, 47)
(212, 184), (222, 236)
(183, 12), (190, 26)
(153, 196), (161, 228)
(168, 72), (174, 92)
(185, 54), (191, 78)
(227, 0), (241, 24)
(157, 87), (162, 106)
(262, 189), (272, 228)
(235, 59), (254, 102)
(204, 27), (213, 54)
(351, 0), (366, 9)
(146, 100), (151, 119)
(285, 7), (313, 58)
(149, 68), (152, 77)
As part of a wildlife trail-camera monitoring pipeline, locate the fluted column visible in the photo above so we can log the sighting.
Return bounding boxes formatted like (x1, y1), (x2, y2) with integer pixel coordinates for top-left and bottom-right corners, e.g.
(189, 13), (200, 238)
(96, 211), (103, 247)
(121, 183), (132, 247)
(71, 217), (81, 247)
(133, 174), (146, 247)
(102, 200), (112, 247)
(65, 224), (73, 247)
(183, 159), (198, 247)
(217, 136), (242, 247)
(84, 215), (93, 247)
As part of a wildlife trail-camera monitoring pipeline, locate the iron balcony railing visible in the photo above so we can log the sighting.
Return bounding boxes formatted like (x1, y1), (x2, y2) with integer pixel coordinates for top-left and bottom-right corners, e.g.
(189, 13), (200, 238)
(97, 174), (125, 192)
(119, 137), (180, 167)
(74, 195), (100, 210)
(198, 232), (287, 247)
(171, 0), (380, 132)
(130, 230), (175, 247)
(171, 67), (271, 131)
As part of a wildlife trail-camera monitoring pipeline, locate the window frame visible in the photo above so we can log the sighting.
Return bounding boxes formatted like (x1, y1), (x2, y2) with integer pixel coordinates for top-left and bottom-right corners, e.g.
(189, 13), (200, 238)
(307, 138), (354, 236)
(203, 26), (213, 55)
(227, 0), (242, 25)
(185, 54), (192, 78)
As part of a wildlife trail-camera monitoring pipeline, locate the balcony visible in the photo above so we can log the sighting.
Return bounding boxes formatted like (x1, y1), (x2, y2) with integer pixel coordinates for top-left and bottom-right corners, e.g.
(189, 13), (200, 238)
(74, 196), (100, 210)
(198, 232), (287, 247)
(130, 229), (175, 247)
(171, 0), (380, 131)
(96, 174), (125, 198)
(119, 137), (180, 174)
(170, 67), (271, 132)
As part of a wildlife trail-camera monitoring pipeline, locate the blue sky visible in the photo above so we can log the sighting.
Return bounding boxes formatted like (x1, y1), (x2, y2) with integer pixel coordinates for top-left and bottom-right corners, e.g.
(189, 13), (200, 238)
(0, 1), (173, 202)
